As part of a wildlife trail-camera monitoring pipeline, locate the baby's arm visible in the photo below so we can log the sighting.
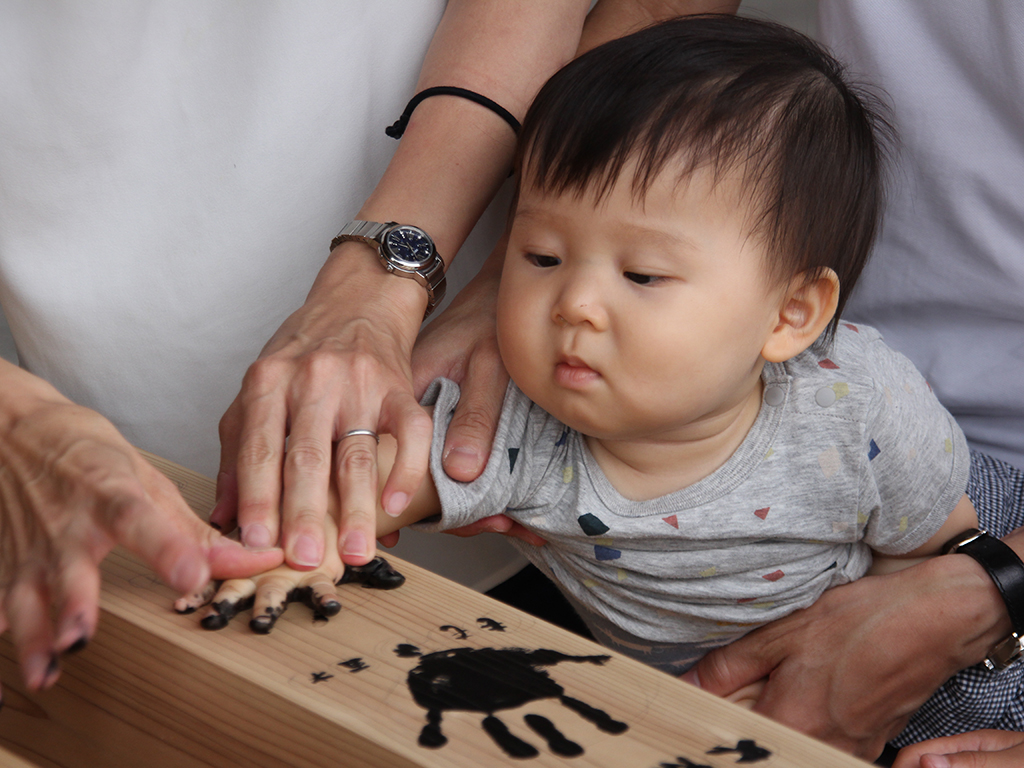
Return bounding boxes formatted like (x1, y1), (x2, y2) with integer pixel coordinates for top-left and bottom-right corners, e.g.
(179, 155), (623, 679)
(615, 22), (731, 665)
(867, 494), (979, 576)
(176, 410), (443, 631)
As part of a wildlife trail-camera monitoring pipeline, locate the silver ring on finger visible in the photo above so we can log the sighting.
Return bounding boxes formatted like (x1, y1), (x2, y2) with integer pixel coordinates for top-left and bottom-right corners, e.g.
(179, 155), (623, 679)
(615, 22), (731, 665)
(339, 429), (380, 444)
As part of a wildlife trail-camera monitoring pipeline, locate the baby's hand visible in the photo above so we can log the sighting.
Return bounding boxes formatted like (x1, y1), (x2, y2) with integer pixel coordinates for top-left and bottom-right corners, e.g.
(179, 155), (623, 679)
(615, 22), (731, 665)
(174, 555), (404, 632)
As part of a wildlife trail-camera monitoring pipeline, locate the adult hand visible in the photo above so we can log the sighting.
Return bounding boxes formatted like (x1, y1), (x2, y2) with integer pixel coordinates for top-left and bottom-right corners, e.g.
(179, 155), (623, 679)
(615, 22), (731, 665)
(0, 364), (283, 691)
(213, 247), (433, 570)
(893, 730), (1024, 768)
(683, 555), (1009, 759)
(374, 241), (543, 551)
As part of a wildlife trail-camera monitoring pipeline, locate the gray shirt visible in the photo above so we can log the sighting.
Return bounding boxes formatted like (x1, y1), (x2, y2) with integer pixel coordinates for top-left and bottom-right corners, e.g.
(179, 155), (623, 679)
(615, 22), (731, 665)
(420, 323), (969, 671)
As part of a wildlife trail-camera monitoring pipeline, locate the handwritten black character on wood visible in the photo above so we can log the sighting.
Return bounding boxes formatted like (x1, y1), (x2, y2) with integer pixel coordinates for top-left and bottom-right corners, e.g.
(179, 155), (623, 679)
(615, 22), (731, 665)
(339, 658), (369, 673)
(477, 617), (506, 632)
(397, 645), (628, 758)
(441, 625), (469, 640)
(707, 740), (772, 763)
(311, 671), (334, 683)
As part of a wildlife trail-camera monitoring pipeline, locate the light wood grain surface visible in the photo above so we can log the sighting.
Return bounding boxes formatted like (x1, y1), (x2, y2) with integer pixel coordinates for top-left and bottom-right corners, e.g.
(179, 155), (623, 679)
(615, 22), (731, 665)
(0, 452), (871, 768)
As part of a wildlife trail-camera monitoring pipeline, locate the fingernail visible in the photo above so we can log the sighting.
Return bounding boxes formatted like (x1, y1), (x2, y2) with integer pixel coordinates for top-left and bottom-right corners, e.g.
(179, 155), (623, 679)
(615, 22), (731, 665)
(679, 669), (700, 687)
(385, 492), (409, 518)
(242, 524), (273, 549)
(291, 535), (322, 568)
(342, 531), (369, 558)
(443, 445), (484, 477)
(921, 755), (951, 768)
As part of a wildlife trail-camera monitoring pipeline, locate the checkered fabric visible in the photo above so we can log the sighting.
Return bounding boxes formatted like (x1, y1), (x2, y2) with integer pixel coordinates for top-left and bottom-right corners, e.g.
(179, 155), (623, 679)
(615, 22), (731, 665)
(891, 451), (1024, 748)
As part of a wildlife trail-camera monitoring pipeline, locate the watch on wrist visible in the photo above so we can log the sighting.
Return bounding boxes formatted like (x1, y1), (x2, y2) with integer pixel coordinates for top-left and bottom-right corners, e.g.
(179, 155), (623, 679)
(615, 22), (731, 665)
(331, 220), (447, 318)
(943, 528), (1024, 671)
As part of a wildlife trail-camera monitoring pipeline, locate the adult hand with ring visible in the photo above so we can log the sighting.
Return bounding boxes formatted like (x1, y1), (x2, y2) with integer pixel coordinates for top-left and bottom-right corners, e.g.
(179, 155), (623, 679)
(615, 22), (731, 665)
(212, 243), (435, 570)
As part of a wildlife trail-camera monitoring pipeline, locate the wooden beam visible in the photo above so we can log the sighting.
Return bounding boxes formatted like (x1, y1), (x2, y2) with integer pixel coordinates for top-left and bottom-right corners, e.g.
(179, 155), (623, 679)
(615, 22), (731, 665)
(0, 453), (872, 767)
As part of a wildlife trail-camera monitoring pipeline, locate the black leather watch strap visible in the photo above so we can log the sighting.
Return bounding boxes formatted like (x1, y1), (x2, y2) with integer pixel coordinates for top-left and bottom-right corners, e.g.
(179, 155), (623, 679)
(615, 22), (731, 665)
(943, 528), (1024, 636)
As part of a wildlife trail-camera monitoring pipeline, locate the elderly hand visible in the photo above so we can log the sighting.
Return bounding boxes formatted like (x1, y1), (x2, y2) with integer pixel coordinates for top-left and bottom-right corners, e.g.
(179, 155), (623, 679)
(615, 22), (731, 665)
(213, 247), (433, 571)
(893, 730), (1024, 768)
(0, 363), (283, 691)
(684, 555), (1009, 759)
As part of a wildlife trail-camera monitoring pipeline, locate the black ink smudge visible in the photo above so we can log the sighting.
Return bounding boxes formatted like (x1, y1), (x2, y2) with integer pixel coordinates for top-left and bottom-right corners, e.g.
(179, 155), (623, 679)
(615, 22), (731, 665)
(707, 740), (772, 763)
(339, 658), (369, 673)
(440, 625), (469, 639)
(311, 671), (334, 683)
(395, 644), (421, 658)
(477, 617), (506, 632)
(339, 556), (406, 590)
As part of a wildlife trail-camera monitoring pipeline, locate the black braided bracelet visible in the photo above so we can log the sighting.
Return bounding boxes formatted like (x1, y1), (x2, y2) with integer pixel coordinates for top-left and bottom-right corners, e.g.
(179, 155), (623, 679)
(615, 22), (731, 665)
(385, 86), (521, 140)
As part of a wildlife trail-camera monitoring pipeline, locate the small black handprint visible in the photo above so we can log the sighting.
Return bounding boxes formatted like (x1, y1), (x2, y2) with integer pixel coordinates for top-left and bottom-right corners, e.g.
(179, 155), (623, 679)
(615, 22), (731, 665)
(397, 645), (628, 758)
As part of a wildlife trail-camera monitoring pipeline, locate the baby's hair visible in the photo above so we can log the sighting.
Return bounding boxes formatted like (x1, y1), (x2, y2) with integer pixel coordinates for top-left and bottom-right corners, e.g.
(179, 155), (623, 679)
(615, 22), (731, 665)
(515, 15), (895, 339)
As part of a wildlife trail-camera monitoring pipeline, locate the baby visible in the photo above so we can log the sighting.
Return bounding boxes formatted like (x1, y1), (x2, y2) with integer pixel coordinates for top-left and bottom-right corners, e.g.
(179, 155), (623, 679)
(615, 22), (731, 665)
(186, 16), (980, 678)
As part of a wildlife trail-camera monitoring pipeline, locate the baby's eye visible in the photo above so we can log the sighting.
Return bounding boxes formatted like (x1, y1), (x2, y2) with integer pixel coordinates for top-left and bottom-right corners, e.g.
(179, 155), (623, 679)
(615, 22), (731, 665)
(624, 271), (662, 285)
(527, 253), (561, 268)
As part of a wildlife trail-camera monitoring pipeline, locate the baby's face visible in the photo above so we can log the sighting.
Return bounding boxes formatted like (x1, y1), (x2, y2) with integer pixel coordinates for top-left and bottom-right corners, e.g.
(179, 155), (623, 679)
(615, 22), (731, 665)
(497, 162), (789, 442)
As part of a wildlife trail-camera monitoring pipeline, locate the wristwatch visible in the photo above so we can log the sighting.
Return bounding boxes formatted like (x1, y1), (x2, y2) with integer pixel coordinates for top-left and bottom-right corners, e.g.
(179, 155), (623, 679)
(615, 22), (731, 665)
(331, 220), (447, 318)
(943, 528), (1024, 671)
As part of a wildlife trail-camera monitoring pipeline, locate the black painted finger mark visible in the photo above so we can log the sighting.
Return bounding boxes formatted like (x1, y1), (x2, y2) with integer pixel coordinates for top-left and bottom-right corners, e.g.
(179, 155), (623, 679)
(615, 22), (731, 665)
(523, 714), (582, 757)
(318, 597), (342, 617)
(419, 709), (446, 748)
(311, 671), (333, 683)
(63, 636), (88, 655)
(707, 740), (772, 763)
(339, 556), (405, 589)
(482, 715), (538, 759)
(477, 617), (506, 632)
(559, 695), (628, 734)
(441, 625), (468, 639)
(201, 595), (255, 630)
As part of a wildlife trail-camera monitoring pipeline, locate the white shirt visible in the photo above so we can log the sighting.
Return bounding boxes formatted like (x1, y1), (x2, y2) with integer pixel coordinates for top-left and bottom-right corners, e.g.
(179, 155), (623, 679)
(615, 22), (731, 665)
(0, 1), (524, 589)
(822, 0), (1024, 469)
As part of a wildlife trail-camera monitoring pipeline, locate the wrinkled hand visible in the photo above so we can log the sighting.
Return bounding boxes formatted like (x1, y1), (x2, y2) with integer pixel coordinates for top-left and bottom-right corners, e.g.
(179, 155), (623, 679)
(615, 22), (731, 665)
(177, 503), (404, 632)
(893, 730), (1024, 768)
(0, 374), (283, 691)
(685, 556), (1009, 759)
(213, 246), (433, 570)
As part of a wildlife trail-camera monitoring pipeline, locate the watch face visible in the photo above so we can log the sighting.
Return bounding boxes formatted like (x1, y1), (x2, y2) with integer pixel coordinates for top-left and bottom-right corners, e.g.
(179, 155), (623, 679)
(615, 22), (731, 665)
(383, 225), (435, 268)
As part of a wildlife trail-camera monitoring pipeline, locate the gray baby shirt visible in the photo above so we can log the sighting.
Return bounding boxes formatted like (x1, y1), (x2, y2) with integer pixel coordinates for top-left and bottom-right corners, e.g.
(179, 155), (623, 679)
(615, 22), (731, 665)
(418, 323), (970, 671)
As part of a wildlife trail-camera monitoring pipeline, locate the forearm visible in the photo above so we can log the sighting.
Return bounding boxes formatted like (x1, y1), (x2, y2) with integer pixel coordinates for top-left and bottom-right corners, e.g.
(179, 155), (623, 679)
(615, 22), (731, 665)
(358, 0), (590, 262)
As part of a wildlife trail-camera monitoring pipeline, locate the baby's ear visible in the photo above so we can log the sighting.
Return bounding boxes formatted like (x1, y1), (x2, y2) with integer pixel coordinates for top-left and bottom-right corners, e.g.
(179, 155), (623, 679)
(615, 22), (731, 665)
(761, 268), (839, 363)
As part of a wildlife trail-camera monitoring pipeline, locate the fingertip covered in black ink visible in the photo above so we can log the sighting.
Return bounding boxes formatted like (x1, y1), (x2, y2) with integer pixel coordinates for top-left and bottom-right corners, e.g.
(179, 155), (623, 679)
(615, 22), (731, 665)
(201, 612), (229, 630)
(319, 599), (342, 617)
(249, 615), (277, 634)
(340, 556), (405, 589)
(63, 636), (89, 655)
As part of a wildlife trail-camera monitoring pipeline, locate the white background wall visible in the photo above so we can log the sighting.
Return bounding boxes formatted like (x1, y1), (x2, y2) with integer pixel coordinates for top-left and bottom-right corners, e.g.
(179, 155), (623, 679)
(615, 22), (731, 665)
(0, 0), (815, 368)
